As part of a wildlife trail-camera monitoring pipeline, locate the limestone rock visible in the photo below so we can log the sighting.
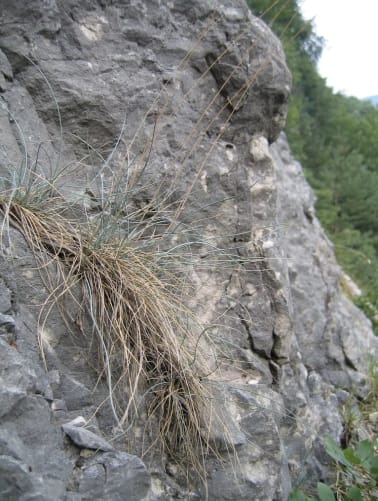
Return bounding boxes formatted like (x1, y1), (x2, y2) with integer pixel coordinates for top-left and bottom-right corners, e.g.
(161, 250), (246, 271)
(76, 452), (151, 501)
(0, 0), (376, 500)
(62, 423), (114, 452)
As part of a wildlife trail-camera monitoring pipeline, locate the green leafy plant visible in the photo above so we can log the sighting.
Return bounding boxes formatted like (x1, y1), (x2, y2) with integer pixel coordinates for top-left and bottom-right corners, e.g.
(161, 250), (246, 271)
(325, 436), (378, 500)
(290, 437), (378, 501)
(290, 482), (338, 501)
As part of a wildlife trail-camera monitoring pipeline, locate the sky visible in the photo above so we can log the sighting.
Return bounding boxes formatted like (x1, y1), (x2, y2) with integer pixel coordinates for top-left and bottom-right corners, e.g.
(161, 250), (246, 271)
(300, 0), (378, 99)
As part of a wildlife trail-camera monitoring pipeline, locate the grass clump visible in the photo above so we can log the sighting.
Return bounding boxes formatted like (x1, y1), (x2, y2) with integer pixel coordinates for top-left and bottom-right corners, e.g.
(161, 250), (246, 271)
(79, 233), (209, 470)
(0, 192), (212, 477)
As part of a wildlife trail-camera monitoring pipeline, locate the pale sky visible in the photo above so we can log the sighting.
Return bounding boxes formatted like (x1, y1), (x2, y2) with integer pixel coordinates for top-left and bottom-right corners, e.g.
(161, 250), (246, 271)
(300, 0), (378, 99)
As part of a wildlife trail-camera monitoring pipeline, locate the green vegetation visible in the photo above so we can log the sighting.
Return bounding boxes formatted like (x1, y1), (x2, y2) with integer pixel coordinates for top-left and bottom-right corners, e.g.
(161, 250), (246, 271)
(289, 437), (378, 500)
(340, 355), (378, 445)
(289, 357), (377, 499)
(247, 0), (378, 333)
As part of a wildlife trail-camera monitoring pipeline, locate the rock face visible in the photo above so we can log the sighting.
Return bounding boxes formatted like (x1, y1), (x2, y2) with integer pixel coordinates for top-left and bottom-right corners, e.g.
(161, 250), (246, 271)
(0, 0), (376, 499)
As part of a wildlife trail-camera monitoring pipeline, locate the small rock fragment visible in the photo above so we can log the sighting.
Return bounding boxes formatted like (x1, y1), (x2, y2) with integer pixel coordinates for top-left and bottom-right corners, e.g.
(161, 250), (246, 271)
(369, 411), (378, 426)
(62, 423), (114, 452)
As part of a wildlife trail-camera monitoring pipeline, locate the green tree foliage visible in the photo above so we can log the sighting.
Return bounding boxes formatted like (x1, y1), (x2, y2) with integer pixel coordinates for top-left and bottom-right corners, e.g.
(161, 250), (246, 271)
(247, 0), (378, 331)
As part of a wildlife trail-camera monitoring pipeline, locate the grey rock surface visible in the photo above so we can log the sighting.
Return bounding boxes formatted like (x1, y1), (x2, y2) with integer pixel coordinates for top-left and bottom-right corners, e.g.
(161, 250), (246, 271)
(62, 423), (114, 452)
(0, 337), (71, 500)
(0, 0), (376, 500)
(76, 452), (151, 501)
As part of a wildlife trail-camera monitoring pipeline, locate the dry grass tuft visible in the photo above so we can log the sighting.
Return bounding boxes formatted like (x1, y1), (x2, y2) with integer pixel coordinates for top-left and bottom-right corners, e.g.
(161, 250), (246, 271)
(0, 196), (213, 478)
